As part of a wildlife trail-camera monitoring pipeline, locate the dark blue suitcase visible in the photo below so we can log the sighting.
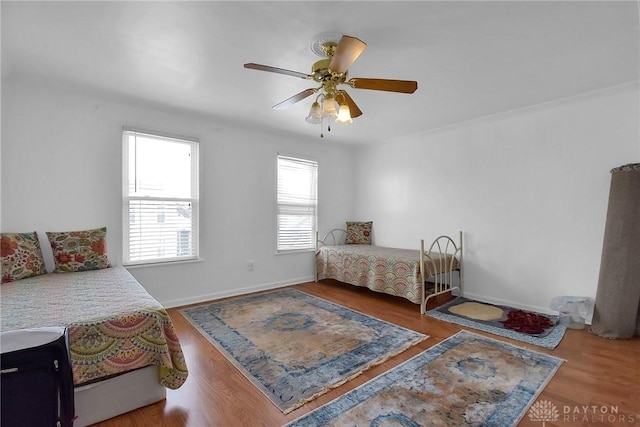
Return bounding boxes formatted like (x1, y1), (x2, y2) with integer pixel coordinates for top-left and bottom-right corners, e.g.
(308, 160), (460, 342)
(1, 326), (75, 427)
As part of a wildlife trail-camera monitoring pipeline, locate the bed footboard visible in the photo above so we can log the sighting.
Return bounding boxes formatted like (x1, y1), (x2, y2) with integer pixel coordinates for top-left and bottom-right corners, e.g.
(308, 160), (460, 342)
(419, 231), (463, 314)
(315, 229), (347, 282)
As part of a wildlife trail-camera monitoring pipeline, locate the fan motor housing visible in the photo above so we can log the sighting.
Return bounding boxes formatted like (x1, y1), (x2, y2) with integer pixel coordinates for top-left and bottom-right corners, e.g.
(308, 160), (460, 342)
(311, 59), (347, 83)
(311, 59), (330, 75)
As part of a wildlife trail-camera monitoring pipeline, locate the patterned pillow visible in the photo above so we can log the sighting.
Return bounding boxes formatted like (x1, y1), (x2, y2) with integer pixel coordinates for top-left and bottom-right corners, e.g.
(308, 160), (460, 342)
(346, 221), (373, 245)
(1, 231), (48, 283)
(46, 227), (111, 273)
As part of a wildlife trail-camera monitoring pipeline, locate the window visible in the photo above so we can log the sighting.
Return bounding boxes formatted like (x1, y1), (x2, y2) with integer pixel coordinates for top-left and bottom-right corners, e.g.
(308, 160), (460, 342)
(123, 128), (199, 265)
(276, 154), (318, 252)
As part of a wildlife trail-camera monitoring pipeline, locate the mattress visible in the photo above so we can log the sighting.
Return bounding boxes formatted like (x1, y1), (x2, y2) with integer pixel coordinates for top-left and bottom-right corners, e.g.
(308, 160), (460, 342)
(0, 267), (188, 389)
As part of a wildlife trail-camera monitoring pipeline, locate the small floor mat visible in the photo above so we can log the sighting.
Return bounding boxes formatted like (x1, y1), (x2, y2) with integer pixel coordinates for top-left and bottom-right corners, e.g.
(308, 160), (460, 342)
(427, 297), (566, 349)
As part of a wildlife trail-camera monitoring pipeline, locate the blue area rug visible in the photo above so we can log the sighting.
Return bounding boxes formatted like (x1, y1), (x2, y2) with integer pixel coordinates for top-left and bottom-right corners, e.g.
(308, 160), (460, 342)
(426, 297), (567, 349)
(180, 288), (427, 414)
(287, 330), (564, 427)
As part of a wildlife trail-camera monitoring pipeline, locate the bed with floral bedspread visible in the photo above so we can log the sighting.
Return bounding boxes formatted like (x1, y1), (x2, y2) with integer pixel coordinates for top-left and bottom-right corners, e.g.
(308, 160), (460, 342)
(316, 229), (463, 314)
(0, 266), (188, 389)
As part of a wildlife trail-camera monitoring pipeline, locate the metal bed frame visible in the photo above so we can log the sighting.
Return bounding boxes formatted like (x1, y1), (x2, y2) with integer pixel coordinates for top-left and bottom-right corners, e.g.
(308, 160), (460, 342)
(419, 231), (463, 314)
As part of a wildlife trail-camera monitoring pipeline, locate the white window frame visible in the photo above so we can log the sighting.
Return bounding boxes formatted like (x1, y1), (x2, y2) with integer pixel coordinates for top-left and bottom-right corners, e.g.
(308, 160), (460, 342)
(276, 154), (318, 253)
(122, 127), (199, 266)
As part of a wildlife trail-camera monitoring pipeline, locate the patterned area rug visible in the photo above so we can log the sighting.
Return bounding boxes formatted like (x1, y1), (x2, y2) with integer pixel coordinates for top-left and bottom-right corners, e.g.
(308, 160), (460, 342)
(287, 330), (564, 427)
(426, 297), (566, 349)
(180, 288), (427, 414)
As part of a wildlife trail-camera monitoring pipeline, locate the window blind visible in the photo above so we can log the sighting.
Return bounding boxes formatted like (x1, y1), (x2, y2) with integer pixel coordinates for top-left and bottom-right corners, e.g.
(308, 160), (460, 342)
(276, 155), (318, 252)
(123, 129), (199, 265)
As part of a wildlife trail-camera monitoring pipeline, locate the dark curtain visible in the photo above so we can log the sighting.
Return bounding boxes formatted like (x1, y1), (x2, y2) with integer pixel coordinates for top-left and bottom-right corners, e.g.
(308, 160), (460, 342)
(591, 163), (640, 338)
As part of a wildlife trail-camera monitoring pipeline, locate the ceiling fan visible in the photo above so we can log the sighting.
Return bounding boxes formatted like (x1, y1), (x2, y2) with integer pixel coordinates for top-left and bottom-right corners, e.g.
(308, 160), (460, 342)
(244, 34), (418, 133)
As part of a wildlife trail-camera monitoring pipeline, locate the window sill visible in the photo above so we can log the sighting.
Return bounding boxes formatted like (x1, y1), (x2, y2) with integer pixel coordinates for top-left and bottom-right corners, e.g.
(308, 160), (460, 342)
(275, 249), (315, 255)
(124, 258), (204, 269)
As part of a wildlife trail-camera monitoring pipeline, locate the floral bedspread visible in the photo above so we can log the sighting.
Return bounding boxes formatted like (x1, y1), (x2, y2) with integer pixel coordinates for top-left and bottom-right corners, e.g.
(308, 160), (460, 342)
(316, 245), (459, 304)
(0, 267), (188, 389)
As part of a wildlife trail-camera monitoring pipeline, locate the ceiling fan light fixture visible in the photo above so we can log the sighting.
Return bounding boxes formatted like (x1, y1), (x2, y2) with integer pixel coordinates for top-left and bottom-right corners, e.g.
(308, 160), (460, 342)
(306, 101), (322, 124)
(335, 103), (353, 125)
(245, 33), (418, 135)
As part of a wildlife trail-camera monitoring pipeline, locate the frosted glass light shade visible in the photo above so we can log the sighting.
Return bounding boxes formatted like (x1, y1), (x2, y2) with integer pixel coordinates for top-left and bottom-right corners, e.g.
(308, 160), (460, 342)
(335, 104), (353, 124)
(305, 102), (322, 124)
(321, 97), (338, 118)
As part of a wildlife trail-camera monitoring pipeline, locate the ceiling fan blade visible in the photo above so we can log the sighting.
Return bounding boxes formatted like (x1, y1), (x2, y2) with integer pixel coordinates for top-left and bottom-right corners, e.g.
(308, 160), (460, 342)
(272, 88), (317, 110)
(348, 78), (418, 94)
(329, 35), (367, 74)
(340, 91), (363, 118)
(244, 63), (311, 80)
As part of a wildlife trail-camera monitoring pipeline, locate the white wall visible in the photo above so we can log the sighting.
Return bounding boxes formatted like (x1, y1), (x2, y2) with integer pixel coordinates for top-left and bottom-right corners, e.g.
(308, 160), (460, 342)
(353, 83), (640, 315)
(3, 76), (638, 316)
(1, 77), (355, 307)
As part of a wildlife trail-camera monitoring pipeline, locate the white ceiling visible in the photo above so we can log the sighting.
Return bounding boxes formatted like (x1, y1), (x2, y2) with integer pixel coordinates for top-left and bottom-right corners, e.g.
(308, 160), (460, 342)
(2, 1), (638, 145)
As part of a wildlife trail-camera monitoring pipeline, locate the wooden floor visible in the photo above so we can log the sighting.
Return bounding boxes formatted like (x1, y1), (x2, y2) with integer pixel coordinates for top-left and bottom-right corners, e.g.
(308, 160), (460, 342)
(95, 280), (640, 427)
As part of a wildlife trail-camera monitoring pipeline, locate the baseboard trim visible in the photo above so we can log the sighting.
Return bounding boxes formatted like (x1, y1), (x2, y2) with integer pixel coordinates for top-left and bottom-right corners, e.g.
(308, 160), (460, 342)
(161, 275), (315, 309)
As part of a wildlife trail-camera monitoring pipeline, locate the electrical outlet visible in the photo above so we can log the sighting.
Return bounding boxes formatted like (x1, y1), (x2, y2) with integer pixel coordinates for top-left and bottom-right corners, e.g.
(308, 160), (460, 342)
(247, 260), (254, 271)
